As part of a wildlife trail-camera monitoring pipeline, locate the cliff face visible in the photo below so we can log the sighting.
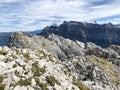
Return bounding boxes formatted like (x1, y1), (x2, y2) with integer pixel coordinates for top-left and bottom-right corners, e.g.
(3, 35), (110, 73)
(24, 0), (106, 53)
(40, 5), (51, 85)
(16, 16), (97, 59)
(41, 21), (120, 47)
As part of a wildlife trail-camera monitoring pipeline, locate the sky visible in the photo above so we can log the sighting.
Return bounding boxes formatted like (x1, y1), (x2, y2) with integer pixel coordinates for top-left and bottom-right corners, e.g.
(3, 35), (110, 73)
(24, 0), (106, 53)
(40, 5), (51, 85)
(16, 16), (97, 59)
(0, 0), (120, 32)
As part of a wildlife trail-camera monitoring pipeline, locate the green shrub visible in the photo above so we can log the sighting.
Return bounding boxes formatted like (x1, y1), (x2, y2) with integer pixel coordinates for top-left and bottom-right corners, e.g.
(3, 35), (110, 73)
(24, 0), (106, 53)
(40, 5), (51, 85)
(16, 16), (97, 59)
(34, 67), (46, 76)
(0, 76), (3, 83)
(32, 62), (46, 76)
(35, 77), (40, 85)
(73, 81), (90, 90)
(42, 43), (46, 47)
(0, 50), (8, 55)
(0, 84), (5, 90)
(16, 78), (31, 86)
(38, 50), (46, 56)
(32, 61), (38, 67)
(23, 53), (32, 60)
(13, 64), (17, 68)
(5, 58), (11, 63)
(35, 77), (48, 90)
(24, 71), (29, 75)
(39, 67), (46, 74)
(46, 76), (56, 86)
(33, 69), (41, 76)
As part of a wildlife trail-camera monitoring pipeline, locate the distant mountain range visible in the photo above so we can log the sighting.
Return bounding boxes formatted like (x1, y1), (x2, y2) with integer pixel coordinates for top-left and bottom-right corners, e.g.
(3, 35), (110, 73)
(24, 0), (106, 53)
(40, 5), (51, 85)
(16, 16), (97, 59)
(24, 30), (42, 35)
(41, 21), (120, 47)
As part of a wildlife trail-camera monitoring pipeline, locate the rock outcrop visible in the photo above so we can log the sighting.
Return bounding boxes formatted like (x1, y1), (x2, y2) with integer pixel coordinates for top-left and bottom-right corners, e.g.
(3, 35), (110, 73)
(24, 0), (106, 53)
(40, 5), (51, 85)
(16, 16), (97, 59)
(8, 32), (85, 61)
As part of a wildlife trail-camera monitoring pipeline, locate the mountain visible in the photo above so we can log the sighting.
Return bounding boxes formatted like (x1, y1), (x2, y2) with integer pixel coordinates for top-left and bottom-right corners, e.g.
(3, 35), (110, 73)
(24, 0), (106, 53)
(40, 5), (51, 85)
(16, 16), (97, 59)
(7, 31), (120, 90)
(0, 30), (42, 46)
(1, 21), (120, 90)
(40, 21), (120, 47)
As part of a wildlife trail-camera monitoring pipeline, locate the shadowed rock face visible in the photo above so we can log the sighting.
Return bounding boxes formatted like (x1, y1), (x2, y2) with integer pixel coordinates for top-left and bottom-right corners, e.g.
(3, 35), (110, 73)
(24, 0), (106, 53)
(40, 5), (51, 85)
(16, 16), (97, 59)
(40, 21), (120, 47)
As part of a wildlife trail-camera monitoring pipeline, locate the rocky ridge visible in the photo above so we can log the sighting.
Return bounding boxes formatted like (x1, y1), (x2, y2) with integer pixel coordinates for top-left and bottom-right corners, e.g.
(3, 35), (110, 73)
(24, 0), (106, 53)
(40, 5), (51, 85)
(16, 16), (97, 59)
(0, 30), (42, 46)
(7, 32), (120, 90)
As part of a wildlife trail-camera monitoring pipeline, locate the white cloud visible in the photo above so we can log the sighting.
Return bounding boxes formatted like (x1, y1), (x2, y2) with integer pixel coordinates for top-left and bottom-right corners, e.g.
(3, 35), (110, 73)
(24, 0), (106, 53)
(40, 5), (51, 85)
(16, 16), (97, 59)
(0, 0), (19, 3)
(0, 0), (120, 32)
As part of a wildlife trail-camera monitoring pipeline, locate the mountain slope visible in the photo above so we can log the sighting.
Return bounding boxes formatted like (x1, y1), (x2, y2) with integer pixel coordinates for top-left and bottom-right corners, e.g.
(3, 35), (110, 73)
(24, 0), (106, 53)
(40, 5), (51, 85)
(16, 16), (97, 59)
(7, 32), (120, 90)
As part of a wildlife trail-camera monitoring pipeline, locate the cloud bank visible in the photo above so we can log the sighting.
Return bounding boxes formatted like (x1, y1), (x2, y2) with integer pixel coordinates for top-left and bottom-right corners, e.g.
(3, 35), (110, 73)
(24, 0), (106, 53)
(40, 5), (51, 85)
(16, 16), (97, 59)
(0, 0), (120, 32)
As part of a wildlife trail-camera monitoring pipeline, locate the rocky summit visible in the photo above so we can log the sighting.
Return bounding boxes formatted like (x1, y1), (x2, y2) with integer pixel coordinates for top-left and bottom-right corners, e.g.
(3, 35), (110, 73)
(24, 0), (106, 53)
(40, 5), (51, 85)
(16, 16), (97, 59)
(0, 21), (120, 90)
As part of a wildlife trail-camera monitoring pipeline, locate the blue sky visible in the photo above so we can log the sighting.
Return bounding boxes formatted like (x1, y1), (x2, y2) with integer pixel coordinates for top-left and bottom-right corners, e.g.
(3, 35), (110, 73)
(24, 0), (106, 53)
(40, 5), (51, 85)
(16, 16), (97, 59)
(0, 0), (120, 32)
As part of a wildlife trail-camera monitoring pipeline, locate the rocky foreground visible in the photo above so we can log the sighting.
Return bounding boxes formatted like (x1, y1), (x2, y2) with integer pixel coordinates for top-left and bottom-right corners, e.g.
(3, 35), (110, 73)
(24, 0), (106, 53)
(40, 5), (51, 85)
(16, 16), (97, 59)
(0, 46), (81, 90)
(0, 45), (119, 90)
